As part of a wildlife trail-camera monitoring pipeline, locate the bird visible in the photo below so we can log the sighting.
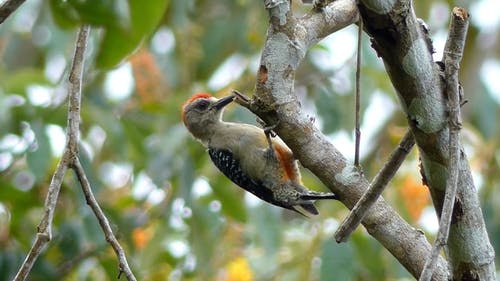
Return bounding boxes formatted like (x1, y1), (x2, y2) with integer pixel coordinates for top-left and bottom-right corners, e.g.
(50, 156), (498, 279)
(181, 92), (337, 215)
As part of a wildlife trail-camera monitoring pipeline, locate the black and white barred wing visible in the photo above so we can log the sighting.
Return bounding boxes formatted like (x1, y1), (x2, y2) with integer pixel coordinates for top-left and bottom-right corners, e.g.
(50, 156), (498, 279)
(208, 147), (280, 207)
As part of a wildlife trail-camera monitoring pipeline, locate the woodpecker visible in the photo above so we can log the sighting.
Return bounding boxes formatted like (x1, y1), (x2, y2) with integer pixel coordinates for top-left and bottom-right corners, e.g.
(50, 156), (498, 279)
(182, 93), (337, 215)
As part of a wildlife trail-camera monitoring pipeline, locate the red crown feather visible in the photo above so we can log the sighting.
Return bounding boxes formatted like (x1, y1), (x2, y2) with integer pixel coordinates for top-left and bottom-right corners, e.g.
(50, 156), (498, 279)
(181, 93), (213, 123)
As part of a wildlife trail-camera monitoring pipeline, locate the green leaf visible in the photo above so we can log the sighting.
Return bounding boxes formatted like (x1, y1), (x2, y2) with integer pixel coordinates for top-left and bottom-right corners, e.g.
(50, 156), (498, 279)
(210, 176), (247, 222)
(351, 231), (385, 279)
(67, 0), (126, 27)
(249, 204), (281, 255)
(58, 221), (85, 259)
(26, 122), (52, 182)
(49, 0), (128, 29)
(96, 0), (170, 69)
(49, 0), (169, 68)
(320, 240), (355, 281)
(49, 0), (80, 28)
(190, 202), (225, 277)
(2, 68), (52, 95)
(314, 88), (341, 134)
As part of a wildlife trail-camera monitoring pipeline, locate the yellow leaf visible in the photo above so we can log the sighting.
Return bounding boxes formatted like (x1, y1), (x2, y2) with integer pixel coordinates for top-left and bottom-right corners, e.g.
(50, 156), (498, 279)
(224, 257), (253, 281)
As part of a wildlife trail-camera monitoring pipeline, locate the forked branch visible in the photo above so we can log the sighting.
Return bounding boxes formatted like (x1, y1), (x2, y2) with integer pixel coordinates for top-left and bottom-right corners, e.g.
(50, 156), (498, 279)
(13, 26), (137, 281)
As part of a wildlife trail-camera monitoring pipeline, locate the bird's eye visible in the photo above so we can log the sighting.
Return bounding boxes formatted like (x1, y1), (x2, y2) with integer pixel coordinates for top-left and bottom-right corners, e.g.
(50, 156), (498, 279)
(195, 100), (210, 111)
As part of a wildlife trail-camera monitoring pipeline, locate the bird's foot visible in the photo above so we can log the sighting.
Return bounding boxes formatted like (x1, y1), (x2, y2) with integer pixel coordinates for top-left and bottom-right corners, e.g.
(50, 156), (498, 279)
(258, 119), (280, 151)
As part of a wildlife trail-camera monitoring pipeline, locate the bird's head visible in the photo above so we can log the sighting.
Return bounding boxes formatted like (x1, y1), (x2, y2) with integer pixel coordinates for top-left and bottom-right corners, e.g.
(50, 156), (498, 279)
(181, 93), (235, 139)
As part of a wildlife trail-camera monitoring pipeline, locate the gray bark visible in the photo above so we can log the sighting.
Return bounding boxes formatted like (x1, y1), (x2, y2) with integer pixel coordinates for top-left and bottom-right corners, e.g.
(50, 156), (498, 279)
(246, 0), (452, 279)
(247, 0), (497, 279)
(356, 0), (496, 279)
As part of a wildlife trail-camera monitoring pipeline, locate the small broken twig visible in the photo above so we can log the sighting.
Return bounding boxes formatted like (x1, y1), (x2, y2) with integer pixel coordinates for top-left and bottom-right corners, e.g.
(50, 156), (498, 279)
(0, 0), (26, 24)
(419, 7), (469, 281)
(335, 129), (415, 242)
(232, 89), (251, 107)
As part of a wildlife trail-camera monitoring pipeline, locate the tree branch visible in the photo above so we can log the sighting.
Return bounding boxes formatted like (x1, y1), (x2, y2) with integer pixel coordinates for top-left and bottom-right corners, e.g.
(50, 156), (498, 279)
(239, 0), (449, 279)
(420, 8), (481, 281)
(73, 158), (137, 281)
(13, 25), (137, 281)
(335, 129), (415, 242)
(355, 0), (496, 278)
(66, 25), (88, 153)
(12, 24), (92, 280)
(0, 0), (26, 24)
(13, 159), (68, 281)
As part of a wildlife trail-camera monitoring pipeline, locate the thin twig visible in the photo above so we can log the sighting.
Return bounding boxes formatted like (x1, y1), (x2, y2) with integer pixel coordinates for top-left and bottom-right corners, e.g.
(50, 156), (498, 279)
(69, 26), (136, 280)
(335, 129), (415, 242)
(66, 25), (89, 153)
(73, 158), (137, 281)
(12, 161), (68, 281)
(69, 40), (88, 83)
(14, 25), (137, 281)
(68, 26), (137, 281)
(0, 0), (26, 24)
(354, 18), (363, 167)
(12, 25), (91, 281)
(419, 7), (469, 281)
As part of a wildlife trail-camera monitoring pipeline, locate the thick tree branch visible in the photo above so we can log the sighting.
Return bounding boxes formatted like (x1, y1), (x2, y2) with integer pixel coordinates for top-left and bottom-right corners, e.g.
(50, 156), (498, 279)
(240, 0), (449, 279)
(355, 0), (496, 279)
(13, 26), (137, 281)
(0, 0), (26, 24)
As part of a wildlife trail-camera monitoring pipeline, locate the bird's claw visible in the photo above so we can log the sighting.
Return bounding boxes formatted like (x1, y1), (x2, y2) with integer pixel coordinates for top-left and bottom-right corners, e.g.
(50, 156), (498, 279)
(257, 118), (280, 150)
(259, 119), (278, 138)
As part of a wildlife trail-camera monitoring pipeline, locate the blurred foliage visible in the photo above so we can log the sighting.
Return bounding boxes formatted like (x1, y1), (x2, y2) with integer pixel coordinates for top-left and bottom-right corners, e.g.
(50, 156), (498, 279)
(0, 0), (499, 280)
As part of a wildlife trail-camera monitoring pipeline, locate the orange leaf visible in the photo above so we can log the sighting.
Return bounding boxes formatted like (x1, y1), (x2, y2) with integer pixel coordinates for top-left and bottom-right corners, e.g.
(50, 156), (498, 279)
(132, 227), (151, 250)
(400, 176), (430, 222)
(130, 48), (168, 105)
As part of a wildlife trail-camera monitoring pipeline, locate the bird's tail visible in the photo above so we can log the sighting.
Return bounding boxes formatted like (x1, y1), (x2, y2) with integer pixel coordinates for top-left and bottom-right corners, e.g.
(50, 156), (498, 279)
(295, 191), (337, 216)
(300, 191), (337, 201)
(298, 203), (319, 215)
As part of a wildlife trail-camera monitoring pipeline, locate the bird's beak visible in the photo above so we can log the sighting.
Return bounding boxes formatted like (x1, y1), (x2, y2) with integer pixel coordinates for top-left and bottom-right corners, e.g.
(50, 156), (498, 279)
(212, 95), (235, 110)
